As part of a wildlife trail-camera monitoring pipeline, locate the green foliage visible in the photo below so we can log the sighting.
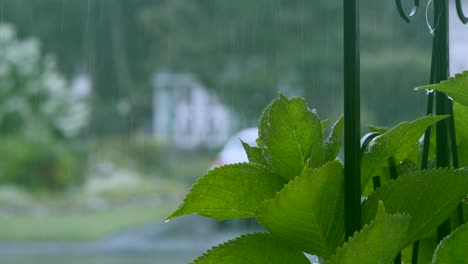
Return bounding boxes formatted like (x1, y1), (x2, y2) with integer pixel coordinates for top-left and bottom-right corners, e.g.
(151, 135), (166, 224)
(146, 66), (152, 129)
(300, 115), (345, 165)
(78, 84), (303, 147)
(0, 137), (86, 191)
(257, 161), (344, 257)
(241, 141), (268, 168)
(362, 169), (468, 245)
(454, 102), (468, 167)
(322, 116), (344, 164)
(0, 23), (88, 138)
(432, 223), (468, 264)
(368, 125), (390, 134)
(166, 163), (286, 220)
(361, 115), (448, 190)
(95, 136), (170, 174)
(329, 202), (410, 264)
(167, 93), (468, 263)
(192, 233), (310, 264)
(93, 136), (215, 183)
(417, 71), (468, 107)
(1, 1), (435, 135)
(321, 120), (330, 132)
(258, 94), (323, 179)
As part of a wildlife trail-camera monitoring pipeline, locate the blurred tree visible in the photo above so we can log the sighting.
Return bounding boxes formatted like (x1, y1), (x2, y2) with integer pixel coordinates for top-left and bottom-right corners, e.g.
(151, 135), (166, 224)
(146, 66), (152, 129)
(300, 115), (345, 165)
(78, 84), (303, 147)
(0, 22), (88, 190)
(0, 23), (88, 139)
(0, 0), (152, 135)
(0, 0), (434, 135)
(139, 0), (433, 126)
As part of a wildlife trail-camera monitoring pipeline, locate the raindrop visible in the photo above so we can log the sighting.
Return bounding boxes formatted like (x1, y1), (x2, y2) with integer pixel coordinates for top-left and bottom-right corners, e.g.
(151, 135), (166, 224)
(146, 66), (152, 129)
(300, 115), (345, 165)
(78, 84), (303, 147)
(414, 87), (434, 94)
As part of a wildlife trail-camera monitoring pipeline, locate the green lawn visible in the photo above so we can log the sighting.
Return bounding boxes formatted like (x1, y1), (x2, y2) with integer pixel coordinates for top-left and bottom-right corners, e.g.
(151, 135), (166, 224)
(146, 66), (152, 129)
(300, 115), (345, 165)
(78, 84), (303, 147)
(0, 136), (211, 241)
(2, 253), (197, 264)
(0, 205), (172, 241)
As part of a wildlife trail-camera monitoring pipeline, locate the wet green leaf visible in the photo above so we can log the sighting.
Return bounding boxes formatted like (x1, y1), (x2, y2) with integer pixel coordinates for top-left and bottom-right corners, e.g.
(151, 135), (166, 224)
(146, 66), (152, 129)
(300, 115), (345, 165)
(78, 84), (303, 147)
(432, 223), (468, 264)
(322, 115), (344, 163)
(241, 141), (268, 167)
(256, 161), (345, 257)
(361, 115), (448, 190)
(192, 233), (311, 264)
(166, 163), (286, 220)
(258, 94), (323, 180)
(330, 201), (411, 264)
(321, 119), (330, 133)
(417, 71), (468, 106)
(454, 102), (468, 167)
(362, 168), (468, 245)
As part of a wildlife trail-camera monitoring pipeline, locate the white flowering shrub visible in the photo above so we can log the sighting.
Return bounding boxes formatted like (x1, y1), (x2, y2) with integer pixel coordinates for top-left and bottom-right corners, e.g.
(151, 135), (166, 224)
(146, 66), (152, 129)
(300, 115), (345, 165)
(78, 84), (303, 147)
(0, 23), (88, 190)
(0, 23), (88, 138)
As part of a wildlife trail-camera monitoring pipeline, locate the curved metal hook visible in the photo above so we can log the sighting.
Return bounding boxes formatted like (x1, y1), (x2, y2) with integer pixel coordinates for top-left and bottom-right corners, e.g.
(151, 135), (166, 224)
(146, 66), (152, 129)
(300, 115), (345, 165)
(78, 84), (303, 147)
(395, 0), (420, 23)
(456, 0), (468, 24)
(360, 132), (381, 153)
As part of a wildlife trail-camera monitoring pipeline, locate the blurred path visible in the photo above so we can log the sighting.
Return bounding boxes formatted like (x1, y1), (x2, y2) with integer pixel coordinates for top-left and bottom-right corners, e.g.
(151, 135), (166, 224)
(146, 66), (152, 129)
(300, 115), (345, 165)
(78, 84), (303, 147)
(0, 216), (249, 256)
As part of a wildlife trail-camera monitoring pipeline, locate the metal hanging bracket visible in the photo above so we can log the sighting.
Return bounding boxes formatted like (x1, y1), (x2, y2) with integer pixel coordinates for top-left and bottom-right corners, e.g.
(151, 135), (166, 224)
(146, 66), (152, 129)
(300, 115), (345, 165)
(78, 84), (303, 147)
(395, 0), (420, 23)
(456, 0), (468, 24)
(396, 0), (468, 24)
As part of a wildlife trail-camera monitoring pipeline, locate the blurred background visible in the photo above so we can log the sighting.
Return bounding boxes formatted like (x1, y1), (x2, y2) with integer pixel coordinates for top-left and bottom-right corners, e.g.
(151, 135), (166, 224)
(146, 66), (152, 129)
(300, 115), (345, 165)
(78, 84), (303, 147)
(0, 1), (466, 263)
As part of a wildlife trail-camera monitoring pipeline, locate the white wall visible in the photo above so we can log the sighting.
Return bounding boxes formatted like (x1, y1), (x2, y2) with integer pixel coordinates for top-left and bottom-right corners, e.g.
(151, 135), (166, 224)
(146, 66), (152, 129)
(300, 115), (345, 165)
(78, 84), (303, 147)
(153, 72), (231, 149)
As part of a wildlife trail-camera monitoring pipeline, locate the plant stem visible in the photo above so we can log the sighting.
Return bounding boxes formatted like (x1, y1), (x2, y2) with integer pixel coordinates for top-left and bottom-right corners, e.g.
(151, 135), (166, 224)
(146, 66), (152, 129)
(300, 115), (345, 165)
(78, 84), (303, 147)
(372, 176), (381, 190)
(411, 241), (420, 264)
(343, 0), (361, 239)
(388, 157), (398, 180)
(436, 91), (452, 241)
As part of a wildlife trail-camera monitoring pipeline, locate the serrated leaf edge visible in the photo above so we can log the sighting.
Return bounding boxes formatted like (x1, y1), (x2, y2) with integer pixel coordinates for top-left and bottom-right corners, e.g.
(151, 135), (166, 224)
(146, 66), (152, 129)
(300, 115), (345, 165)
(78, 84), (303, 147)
(255, 160), (343, 256)
(256, 160), (340, 215)
(191, 232), (304, 264)
(362, 167), (467, 244)
(330, 201), (411, 263)
(417, 71), (468, 90)
(431, 223), (468, 264)
(166, 162), (274, 221)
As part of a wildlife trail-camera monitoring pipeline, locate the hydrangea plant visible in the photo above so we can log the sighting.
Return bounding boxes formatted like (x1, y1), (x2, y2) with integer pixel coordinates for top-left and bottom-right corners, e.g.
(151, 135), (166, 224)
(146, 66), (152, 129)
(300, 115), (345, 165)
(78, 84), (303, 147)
(167, 72), (468, 263)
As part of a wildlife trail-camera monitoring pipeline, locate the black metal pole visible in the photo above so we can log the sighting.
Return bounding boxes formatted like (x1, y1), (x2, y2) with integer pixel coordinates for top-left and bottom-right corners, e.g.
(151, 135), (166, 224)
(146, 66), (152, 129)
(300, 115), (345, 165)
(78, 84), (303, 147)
(343, 0), (361, 239)
(412, 91), (434, 264)
(432, 0), (452, 242)
(393, 0), (468, 262)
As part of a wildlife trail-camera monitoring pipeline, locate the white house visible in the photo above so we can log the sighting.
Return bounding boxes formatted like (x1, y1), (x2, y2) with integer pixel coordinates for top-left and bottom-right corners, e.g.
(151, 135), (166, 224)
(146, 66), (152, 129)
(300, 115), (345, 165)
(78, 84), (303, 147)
(153, 72), (232, 149)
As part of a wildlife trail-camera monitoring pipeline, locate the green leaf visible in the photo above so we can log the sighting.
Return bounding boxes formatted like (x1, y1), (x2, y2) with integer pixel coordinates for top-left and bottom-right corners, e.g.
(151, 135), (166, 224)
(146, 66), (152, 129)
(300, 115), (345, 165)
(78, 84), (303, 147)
(258, 94), (323, 180)
(256, 161), (345, 257)
(241, 141), (268, 167)
(321, 119), (330, 132)
(362, 168), (468, 245)
(329, 201), (411, 264)
(417, 71), (468, 106)
(322, 115), (344, 163)
(361, 115), (448, 190)
(454, 102), (468, 167)
(166, 163), (286, 220)
(432, 223), (468, 264)
(192, 233), (311, 264)
(368, 125), (389, 134)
